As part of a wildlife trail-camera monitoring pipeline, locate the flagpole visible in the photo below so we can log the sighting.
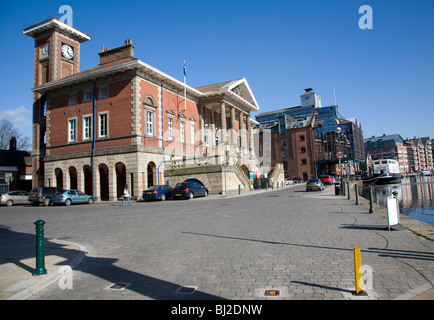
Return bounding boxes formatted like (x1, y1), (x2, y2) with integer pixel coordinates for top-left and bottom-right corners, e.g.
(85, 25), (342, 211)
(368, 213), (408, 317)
(183, 61), (187, 111)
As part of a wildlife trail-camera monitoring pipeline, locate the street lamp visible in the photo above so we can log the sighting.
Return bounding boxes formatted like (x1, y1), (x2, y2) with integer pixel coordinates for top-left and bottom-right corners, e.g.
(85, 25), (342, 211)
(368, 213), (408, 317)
(335, 127), (343, 193)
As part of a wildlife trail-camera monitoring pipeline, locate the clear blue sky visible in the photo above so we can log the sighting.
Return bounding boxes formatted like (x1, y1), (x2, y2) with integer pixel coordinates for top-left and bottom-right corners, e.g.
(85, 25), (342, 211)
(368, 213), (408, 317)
(1, 0), (433, 147)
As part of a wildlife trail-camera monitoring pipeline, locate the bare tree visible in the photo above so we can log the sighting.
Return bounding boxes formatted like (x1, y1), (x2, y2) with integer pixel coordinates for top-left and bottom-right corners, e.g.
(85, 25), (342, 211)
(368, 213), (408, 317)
(0, 119), (31, 150)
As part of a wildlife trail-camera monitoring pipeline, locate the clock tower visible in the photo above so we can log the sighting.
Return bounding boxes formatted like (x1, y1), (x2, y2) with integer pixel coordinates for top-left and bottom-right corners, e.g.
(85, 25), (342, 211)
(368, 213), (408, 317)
(23, 18), (91, 187)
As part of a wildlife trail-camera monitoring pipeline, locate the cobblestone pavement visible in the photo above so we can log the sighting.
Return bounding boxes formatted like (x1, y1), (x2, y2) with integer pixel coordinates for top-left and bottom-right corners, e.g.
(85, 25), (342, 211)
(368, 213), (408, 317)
(1, 184), (433, 300)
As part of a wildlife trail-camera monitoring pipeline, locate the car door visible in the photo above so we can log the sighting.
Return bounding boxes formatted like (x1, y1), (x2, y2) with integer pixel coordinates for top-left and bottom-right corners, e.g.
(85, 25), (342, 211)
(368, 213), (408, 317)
(76, 190), (87, 203)
(68, 190), (77, 203)
(18, 192), (29, 204)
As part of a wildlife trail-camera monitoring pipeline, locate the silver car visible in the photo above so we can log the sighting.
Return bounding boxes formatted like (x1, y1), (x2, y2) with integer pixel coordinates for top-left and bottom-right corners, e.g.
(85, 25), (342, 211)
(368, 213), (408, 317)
(1, 191), (30, 206)
(306, 179), (324, 191)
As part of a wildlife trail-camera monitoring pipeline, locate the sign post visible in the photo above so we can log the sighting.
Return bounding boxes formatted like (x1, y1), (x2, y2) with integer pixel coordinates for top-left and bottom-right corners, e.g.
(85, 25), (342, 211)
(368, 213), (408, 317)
(336, 150), (344, 195)
(386, 192), (404, 231)
(222, 160), (229, 196)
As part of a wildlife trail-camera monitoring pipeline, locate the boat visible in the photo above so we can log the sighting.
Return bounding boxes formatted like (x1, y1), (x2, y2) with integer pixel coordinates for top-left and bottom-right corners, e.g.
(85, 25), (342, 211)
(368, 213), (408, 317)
(363, 159), (402, 185)
(421, 170), (432, 176)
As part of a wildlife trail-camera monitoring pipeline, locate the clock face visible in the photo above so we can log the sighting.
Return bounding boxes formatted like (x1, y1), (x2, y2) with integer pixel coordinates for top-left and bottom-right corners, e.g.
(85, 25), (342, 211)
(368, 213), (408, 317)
(41, 43), (49, 56)
(61, 44), (74, 60)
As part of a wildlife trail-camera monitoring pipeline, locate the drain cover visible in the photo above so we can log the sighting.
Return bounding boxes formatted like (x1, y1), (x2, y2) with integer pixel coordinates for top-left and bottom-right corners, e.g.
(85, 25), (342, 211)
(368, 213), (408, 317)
(264, 289), (280, 296)
(176, 286), (197, 294)
(107, 283), (130, 290)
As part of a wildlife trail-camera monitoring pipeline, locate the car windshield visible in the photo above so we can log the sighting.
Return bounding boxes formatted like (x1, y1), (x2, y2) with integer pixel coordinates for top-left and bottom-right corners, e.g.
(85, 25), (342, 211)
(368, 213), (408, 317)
(175, 183), (188, 188)
(309, 179), (320, 183)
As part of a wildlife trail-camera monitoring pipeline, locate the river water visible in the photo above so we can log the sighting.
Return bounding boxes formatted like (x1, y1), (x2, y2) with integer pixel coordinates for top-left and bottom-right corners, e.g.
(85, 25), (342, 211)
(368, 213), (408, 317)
(359, 175), (434, 227)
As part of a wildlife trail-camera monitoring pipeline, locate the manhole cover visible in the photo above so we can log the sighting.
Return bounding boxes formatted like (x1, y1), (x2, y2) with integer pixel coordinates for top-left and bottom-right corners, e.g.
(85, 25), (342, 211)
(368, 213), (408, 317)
(106, 283), (130, 290)
(264, 289), (280, 296)
(176, 286), (197, 294)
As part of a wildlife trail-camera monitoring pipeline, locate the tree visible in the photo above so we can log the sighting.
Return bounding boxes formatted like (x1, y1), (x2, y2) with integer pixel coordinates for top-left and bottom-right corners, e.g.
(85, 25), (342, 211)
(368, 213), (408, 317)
(0, 119), (31, 150)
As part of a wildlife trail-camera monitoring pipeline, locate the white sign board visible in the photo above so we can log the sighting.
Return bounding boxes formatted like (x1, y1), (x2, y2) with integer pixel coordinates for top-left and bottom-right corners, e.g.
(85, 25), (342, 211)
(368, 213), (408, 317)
(387, 196), (399, 228)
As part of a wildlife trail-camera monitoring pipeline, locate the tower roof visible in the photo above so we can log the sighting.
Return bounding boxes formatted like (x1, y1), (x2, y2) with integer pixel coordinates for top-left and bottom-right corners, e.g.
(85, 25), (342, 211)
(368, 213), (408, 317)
(23, 17), (91, 43)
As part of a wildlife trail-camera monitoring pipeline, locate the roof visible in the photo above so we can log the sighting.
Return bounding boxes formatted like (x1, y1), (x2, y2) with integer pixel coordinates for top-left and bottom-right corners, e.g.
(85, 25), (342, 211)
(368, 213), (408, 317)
(364, 134), (403, 143)
(23, 17), (91, 43)
(0, 150), (32, 167)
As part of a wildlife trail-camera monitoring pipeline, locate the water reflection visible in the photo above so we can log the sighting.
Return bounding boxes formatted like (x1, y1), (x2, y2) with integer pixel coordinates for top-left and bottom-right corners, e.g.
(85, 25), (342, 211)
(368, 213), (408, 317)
(359, 175), (434, 227)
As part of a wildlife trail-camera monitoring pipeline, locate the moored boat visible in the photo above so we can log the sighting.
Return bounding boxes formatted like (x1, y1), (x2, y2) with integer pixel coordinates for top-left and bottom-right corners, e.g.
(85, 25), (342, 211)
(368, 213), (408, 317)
(363, 159), (401, 185)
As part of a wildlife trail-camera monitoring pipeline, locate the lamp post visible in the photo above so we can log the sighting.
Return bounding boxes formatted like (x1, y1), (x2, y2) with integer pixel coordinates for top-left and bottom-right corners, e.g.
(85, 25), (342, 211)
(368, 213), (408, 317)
(335, 127), (343, 193)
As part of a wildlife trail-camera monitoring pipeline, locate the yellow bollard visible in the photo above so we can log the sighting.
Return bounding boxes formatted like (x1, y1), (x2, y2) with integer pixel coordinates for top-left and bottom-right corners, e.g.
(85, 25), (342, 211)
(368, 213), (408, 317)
(354, 247), (365, 295)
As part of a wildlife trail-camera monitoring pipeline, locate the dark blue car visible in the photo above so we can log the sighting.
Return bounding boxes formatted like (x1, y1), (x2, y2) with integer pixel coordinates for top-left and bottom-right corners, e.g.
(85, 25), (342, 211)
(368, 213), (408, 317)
(142, 185), (173, 201)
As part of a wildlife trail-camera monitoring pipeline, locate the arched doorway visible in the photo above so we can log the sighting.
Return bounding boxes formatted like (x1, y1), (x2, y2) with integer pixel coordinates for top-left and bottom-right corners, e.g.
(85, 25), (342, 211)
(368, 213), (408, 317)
(83, 165), (92, 196)
(99, 164), (109, 201)
(147, 162), (156, 187)
(55, 168), (63, 189)
(116, 162), (126, 199)
(69, 167), (77, 190)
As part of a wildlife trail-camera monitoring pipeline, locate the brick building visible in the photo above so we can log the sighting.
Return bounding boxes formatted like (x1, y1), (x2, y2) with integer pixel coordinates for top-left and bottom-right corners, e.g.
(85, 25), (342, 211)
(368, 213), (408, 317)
(23, 18), (261, 200)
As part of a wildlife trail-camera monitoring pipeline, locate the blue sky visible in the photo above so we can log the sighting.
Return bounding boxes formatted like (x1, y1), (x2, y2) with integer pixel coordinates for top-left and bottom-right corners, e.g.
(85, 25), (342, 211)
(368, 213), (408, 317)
(1, 0), (433, 147)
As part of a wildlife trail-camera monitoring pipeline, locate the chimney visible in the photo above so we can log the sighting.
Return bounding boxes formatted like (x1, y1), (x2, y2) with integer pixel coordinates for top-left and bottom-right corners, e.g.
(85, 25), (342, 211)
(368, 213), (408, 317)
(98, 39), (135, 65)
(9, 137), (17, 152)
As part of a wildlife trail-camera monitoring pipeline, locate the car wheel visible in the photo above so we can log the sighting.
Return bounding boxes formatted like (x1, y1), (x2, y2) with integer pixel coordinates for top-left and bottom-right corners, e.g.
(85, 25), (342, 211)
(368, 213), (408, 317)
(65, 199), (72, 206)
(43, 198), (51, 206)
(188, 192), (194, 200)
(204, 191), (208, 197)
(161, 194), (166, 201)
(87, 198), (94, 204)
(6, 200), (13, 207)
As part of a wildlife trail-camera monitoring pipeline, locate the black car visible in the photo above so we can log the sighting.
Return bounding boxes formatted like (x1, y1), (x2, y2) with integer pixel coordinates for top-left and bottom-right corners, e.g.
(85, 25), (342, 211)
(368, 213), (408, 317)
(142, 185), (173, 201)
(172, 179), (208, 200)
(28, 187), (65, 206)
(292, 177), (302, 183)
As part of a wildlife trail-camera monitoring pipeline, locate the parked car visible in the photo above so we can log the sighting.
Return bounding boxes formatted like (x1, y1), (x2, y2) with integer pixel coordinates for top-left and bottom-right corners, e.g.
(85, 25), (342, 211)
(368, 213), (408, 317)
(28, 187), (65, 206)
(306, 179), (324, 191)
(285, 178), (293, 185)
(320, 175), (334, 185)
(292, 177), (302, 183)
(172, 179), (208, 200)
(142, 185), (173, 201)
(51, 189), (94, 206)
(0, 191), (30, 206)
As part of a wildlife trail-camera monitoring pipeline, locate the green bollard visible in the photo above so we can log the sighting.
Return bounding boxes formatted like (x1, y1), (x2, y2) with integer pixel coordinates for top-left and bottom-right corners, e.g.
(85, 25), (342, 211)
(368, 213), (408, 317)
(34, 220), (47, 276)
(355, 184), (359, 205)
(342, 180), (346, 196)
(369, 186), (375, 213)
(347, 181), (351, 200)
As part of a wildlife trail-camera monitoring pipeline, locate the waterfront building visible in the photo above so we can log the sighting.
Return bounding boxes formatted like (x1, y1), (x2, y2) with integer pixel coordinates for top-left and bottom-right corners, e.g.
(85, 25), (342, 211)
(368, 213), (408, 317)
(364, 134), (409, 173)
(23, 18), (262, 199)
(405, 137), (433, 172)
(255, 89), (365, 180)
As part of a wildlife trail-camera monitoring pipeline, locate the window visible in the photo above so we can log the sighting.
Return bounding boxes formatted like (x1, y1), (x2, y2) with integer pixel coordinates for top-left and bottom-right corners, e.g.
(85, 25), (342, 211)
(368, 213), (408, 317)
(299, 135), (305, 142)
(300, 147), (306, 154)
(168, 117), (173, 140)
(301, 159), (307, 165)
(99, 86), (108, 99)
(84, 89), (92, 102)
(68, 118), (77, 142)
(99, 113), (108, 138)
(204, 119), (209, 146)
(180, 121), (185, 143)
(83, 115), (92, 140)
(68, 93), (77, 105)
(282, 150), (287, 159)
(146, 111), (153, 135)
(281, 138), (286, 147)
(190, 122), (195, 145)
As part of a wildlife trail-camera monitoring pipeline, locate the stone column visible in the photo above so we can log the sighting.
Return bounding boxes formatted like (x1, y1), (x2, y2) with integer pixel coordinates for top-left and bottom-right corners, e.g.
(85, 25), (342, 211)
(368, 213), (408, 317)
(108, 165), (117, 202)
(199, 105), (204, 144)
(239, 111), (245, 149)
(220, 102), (227, 144)
(247, 115), (252, 153)
(230, 106), (236, 146)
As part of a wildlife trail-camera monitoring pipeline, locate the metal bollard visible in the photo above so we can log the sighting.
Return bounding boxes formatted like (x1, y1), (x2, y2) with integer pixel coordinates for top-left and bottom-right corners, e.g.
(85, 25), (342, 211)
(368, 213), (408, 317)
(238, 184), (241, 195)
(355, 184), (359, 205)
(347, 181), (351, 200)
(369, 186), (375, 213)
(342, 180), (346, 196)
(34, 220), (47, 276)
